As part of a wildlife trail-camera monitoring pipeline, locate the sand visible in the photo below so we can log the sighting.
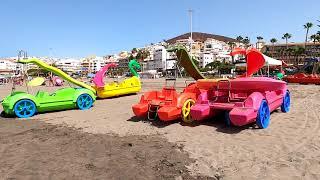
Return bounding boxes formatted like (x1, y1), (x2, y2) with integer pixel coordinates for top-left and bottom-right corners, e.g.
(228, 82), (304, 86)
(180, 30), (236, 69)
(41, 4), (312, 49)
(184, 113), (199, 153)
(1, 79), (320, 179)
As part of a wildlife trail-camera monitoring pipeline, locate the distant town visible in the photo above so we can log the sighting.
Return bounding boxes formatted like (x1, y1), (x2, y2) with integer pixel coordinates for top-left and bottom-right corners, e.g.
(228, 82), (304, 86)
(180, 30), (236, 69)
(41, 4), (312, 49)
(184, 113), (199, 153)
(1, 32), (320, 78)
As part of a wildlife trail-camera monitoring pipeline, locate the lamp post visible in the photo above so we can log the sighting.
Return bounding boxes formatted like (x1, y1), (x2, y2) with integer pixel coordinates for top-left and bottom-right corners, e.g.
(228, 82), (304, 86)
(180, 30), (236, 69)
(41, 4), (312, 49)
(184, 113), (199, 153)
(188, 9), (193, 54)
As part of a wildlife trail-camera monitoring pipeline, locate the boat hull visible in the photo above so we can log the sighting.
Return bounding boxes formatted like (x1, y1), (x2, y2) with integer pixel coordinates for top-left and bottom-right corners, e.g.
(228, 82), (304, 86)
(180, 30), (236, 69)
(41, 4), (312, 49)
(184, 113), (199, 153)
(132, 83), (200, 121)
(95, 76), (141, 98)
(283, 73), (320, 85)
(228, 77), (287, 92)
(191, 77), (288, 128)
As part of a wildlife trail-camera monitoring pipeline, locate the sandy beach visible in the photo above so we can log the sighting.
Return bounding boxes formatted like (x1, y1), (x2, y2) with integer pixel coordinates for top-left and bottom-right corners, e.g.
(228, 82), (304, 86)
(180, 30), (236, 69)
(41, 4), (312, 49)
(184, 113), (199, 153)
(1, 79), (320, 179)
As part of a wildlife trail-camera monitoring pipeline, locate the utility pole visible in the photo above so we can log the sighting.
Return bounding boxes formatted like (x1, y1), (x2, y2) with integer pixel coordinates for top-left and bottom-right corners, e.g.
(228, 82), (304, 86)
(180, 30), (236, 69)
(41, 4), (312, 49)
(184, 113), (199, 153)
(188, 9), (193, 54)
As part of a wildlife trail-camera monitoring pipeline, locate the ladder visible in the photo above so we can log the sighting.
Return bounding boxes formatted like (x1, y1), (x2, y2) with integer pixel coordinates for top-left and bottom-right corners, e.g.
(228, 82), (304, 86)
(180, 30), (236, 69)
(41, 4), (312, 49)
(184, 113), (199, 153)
(147, 104), (159, 121)
(214, 79), (231, 102)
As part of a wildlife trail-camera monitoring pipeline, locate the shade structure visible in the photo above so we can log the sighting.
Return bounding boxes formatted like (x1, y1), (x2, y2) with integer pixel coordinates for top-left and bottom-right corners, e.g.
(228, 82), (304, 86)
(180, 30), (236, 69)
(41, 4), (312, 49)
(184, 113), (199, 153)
(231, 48), (282, 76)
(262, 54), (282, 66)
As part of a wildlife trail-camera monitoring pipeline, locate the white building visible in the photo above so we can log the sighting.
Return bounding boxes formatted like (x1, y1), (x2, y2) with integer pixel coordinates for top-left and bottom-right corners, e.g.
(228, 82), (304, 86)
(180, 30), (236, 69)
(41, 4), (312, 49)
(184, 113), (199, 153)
(81, 56), (105, 73)
(216, 50), (232, 62)
(203, 38), (233, 63)
(0, 59), (23, 76)
(145, 45), (178, 71)
(91, 56), (105, 72)
(0, 59), (18, 71)
(55, 58), (81, 74)
(199, 53), (215, 68)
(153, 46), (167, 70)
(104, 55), (119, 63)
(203, 38), (227, 52)
(166, 51), (176, 70)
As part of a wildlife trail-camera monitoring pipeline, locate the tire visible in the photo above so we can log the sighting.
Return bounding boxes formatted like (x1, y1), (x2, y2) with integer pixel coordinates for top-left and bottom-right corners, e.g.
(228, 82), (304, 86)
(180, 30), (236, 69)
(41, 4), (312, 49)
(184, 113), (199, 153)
(224, 111), (232, 127)
(76, 94), (93, 110)
(182, 99), (195, 123)
(14, 99), (37, 118)
(256, 100), (270, 129)
(281, 91), (290, 113)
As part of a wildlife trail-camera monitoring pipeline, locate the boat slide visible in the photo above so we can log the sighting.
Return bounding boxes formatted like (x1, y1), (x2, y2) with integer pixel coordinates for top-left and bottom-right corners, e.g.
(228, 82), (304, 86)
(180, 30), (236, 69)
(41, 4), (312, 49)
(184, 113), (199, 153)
(168, 47), (206, 80)
(18, 58), (97, 93)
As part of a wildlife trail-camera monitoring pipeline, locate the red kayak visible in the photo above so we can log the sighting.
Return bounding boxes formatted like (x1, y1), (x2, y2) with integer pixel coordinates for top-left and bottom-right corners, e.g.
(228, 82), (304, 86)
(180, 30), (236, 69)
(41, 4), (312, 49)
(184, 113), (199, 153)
(283, 73), (320, 85)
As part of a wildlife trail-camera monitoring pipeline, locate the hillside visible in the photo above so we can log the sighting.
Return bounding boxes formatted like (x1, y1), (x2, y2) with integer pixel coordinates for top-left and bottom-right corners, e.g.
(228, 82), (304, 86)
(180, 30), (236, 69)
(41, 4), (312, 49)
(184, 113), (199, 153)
(166, 32), (236, 44)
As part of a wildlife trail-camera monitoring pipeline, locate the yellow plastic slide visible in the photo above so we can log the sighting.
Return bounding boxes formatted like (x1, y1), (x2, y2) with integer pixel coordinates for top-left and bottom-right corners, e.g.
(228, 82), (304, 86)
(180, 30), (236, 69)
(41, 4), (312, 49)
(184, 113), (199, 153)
(19, 58), (96, 93)
(28, 77), (45, 86)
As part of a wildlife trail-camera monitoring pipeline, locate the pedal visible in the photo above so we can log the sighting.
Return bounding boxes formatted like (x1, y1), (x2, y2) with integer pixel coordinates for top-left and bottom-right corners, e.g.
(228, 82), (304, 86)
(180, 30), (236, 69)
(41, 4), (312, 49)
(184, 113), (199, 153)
(147, 104), (159, 121)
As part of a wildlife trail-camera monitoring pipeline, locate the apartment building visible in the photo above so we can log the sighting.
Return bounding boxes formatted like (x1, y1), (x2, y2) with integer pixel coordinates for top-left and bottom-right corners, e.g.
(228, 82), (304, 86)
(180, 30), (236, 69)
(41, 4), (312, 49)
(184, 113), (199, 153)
(199, 53), (215, 68)
(81, 56), (105, 73)
(55, 58), (81, 74)
(261, 42), (320, 65)
(0, 59), (22, 76)
(144, 45), (177, 71)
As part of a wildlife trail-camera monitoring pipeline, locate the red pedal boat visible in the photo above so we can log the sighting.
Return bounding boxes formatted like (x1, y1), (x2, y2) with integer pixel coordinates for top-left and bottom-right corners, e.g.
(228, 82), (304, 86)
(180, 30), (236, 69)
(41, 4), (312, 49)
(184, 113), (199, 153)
(283, 73), (320, 85)
(132, 81), (202, 122)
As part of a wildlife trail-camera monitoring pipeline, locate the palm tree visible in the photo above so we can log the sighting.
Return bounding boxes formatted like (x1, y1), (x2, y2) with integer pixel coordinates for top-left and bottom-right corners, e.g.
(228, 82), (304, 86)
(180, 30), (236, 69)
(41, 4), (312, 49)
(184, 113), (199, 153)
(270, 38), (277, 45)
(257, 36), (264, 41)
(303, 22), (313, 47)
(292, 46), (305, 65)
(136, 49), (150, 62)
(310, 34), (317, 44)
(227, 41), (236, 51)
(282, 33), (292, 49)
(236, 36), (243, 46)
(317, 34), (320, 43)
(227, 41), (236, 63)
(270, 38), (277, 56)
(256, 36), (264, 49)
(242, 37), (250, 48)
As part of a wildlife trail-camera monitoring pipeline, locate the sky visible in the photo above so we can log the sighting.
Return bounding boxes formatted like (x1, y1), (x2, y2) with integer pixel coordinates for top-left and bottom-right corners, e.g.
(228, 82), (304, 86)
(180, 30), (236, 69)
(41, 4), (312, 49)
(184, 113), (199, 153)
(1, 0), (319, 57)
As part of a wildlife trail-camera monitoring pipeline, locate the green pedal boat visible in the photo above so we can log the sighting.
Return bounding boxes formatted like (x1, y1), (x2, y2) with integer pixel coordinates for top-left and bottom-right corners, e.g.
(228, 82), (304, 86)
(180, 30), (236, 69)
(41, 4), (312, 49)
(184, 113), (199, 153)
(1, 57), (96, 118)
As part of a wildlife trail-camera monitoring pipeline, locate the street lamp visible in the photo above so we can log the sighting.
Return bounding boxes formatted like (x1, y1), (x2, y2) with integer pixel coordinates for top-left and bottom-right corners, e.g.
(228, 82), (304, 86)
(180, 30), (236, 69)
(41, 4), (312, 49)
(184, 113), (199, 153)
(188, 9), (193, 54)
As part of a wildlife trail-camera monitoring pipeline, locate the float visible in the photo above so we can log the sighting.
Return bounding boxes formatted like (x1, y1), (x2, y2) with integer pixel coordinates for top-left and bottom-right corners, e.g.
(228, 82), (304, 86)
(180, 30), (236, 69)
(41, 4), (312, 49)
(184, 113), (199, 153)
(93, 59), (141, 98)
(1, 55), (96, 118)
(132, 47), (222, 122)
(283, 58), (320, 85)
(190, 48), (290, 129)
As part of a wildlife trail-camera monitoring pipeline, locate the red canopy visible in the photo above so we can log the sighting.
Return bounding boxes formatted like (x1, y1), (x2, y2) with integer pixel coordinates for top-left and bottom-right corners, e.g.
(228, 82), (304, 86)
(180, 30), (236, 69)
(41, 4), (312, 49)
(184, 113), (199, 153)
(231, 48), (265, 77)
(230, 47), (246, 56)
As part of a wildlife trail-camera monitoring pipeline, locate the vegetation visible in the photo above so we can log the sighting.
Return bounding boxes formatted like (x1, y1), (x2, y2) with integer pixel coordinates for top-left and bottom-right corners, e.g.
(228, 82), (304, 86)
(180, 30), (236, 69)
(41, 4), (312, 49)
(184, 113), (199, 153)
(303, 22), (313, 47)
(291, 46), (306, 64)
(204, 61), (234, 74)
(256, 36), (263, 41)
(136, 49), (150, 61)
(270, 38), (277, 53)
(227, 41), (236, 50)
(242, 37), (250, 48)
(282, 33), (292, 49)
(128, 48), (150, 62)
(236, 36), (243, 44)
(310, 34), (318, 44)
(227, 41), (236, 63)
(205, 61), (221, 71)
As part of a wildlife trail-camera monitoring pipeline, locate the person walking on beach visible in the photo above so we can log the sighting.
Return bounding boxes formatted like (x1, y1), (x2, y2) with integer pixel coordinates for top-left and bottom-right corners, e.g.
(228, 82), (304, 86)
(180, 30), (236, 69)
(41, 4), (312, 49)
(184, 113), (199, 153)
(47, 73), (54, 86)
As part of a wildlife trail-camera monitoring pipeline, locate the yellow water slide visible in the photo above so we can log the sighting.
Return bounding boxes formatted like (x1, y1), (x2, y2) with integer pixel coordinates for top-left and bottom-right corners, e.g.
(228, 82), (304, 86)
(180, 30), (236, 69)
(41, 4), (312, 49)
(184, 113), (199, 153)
(18, 58), (96, 93)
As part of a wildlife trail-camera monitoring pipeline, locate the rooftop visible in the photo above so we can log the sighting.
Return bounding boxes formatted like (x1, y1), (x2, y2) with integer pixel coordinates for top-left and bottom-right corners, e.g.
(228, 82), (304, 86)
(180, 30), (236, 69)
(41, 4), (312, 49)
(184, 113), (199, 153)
(264, 42), (320, 47)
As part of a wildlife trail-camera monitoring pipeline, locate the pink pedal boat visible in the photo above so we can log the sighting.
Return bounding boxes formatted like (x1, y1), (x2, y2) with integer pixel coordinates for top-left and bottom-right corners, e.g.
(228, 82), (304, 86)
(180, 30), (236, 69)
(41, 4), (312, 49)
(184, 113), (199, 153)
(191, 48), (291, 129)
